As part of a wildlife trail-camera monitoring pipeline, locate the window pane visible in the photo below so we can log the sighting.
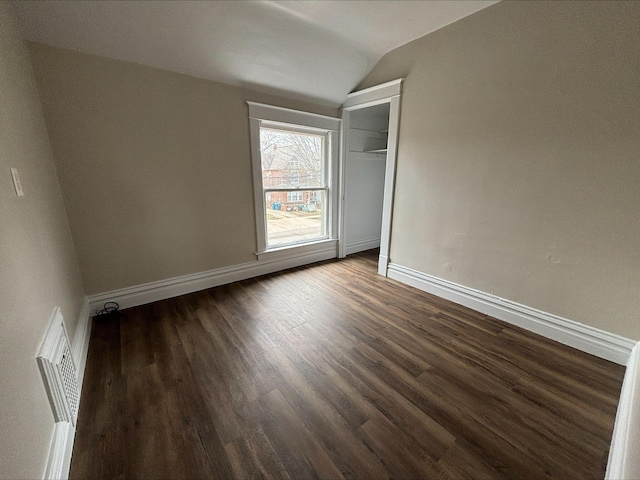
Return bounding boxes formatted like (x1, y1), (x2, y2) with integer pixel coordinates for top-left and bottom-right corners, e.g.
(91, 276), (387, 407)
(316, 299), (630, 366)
(265, 190), (326, 246)
(260, 128), (324, 188)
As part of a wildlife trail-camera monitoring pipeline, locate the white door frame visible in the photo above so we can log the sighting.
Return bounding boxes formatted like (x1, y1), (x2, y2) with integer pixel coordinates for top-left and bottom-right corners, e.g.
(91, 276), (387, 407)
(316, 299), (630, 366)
(338, 79), (403, 276)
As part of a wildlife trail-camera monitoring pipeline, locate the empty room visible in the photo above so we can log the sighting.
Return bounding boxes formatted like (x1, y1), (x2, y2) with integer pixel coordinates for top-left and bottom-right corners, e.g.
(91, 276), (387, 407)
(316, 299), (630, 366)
(1, 1), (639, 479)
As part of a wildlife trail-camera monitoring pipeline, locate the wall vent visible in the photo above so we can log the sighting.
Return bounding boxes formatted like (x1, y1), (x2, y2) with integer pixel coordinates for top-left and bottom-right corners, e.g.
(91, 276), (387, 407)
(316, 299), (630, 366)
(37, 307), (79, 426)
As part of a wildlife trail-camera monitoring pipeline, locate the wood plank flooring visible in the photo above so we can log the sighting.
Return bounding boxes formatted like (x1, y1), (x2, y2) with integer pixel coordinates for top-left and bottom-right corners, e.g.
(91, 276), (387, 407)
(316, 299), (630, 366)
(70, 250), (625, 479)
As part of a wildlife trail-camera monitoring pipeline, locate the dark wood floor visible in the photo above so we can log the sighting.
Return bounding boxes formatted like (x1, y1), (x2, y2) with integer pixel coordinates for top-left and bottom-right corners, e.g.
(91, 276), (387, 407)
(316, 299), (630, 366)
(71, 250), (625, 479)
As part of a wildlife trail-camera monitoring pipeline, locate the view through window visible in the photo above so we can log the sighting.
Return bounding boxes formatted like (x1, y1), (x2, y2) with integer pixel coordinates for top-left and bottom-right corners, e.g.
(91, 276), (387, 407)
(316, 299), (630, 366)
(260, 127), (328, 247)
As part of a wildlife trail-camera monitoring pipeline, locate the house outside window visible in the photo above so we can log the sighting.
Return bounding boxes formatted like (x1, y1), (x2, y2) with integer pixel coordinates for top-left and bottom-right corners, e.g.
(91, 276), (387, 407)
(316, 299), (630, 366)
(248, 102), (340, 257)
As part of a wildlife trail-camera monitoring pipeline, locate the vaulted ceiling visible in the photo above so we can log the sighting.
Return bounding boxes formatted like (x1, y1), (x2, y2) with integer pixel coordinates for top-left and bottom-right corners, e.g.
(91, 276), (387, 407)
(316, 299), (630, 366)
(12, 0), (498, 107)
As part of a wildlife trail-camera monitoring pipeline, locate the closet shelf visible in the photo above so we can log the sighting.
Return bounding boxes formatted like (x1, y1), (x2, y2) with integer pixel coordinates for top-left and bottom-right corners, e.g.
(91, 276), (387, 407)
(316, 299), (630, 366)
(364, 148), (387, 154)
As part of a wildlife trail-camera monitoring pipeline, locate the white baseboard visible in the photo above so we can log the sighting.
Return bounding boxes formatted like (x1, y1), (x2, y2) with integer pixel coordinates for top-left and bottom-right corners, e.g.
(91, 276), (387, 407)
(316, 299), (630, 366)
(607, 342), (640, 479)
(378, 254), (389, 276)
(43, 422), (74, 480)
(387, 262), (636, 365)
(344, 237), (380, 256)
(88, 245), (337, 311)
(43, 298), (92, 480)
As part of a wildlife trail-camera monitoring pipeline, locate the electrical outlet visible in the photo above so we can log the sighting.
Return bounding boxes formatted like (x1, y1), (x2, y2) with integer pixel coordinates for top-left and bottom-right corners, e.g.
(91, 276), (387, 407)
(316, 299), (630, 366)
(10, 167), (24, 197)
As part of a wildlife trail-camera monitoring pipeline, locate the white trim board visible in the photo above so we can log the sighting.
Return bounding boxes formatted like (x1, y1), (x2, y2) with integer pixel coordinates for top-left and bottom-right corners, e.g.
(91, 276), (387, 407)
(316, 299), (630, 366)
(387, 262), (635, 365)
(88, 246), (337, 312)
(607, 342), (640, 479)
(344, 237), (381, 256)
(338, 79), (402, 274)
(342, 79), (403, 109)
(247, 101), (340, 131)
(43, 421), (74, 480)
(42, 300), (93, 480)
(71, 297), (92, 395)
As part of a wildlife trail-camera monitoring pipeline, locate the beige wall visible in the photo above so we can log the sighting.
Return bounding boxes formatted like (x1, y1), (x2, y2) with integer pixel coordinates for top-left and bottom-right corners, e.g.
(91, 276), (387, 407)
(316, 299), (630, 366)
(359, 1), (640, 339)
(0, 3), (85, 478)
(28, 43), (338, 295)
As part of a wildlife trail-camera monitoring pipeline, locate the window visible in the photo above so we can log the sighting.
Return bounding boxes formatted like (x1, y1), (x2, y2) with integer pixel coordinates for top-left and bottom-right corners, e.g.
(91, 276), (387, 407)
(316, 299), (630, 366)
(287, 191), (304, 203)
(260, 128), (324, 246)
(248, 102), (340, 256)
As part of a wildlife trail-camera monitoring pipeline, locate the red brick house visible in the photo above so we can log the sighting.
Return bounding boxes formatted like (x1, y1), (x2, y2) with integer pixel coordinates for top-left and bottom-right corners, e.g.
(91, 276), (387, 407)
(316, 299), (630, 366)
(261, 142), (322, 211)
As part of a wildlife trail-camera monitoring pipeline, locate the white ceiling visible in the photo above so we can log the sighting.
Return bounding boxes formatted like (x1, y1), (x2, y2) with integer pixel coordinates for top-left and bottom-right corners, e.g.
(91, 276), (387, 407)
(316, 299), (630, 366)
(12, 0), (498, 107)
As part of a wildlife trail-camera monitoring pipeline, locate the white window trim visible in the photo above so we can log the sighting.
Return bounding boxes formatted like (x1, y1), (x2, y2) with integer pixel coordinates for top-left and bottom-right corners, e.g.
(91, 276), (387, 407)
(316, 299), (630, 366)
(247, 102), (340, 260)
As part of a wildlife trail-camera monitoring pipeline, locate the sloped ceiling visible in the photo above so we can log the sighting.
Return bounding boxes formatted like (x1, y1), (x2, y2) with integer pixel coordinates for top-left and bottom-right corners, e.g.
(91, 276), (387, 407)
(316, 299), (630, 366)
(12, 0), (498, 107)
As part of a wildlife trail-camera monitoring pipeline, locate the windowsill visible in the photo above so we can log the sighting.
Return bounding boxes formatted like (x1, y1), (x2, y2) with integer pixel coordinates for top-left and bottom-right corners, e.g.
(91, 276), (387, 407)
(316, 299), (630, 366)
(256, 238), (338, 262)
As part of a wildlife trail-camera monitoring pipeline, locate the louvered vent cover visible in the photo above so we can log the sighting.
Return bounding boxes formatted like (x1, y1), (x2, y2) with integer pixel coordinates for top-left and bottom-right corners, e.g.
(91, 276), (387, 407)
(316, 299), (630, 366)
(37, 307), (79, 426)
